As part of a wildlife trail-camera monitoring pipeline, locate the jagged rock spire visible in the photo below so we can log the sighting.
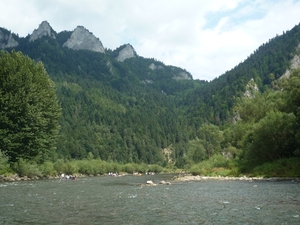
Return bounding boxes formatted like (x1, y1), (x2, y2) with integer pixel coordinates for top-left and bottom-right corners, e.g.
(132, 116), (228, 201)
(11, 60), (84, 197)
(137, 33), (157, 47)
(29, 21), (56, 42)
(0, 29), (18, 49)
(63, 26), (105, 53)
(116, 44), (136, 62)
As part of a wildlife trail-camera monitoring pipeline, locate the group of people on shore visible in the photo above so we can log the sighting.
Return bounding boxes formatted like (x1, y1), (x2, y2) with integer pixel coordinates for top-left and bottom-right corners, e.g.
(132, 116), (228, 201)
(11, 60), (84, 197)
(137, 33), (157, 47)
(60, 173), (76, 181)
(108, 172), (118, 176)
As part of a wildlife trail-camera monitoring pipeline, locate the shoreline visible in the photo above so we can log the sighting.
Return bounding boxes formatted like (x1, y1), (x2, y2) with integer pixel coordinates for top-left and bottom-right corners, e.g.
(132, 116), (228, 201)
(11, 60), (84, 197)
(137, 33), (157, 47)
(0, 173), (99, 182)
(173, 174), (300, 182)
(1, 173), (300, 183)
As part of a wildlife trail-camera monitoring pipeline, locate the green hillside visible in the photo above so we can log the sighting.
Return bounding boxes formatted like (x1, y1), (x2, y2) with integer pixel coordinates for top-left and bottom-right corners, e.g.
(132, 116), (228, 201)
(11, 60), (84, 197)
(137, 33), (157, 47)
(1, 22), (300, 177)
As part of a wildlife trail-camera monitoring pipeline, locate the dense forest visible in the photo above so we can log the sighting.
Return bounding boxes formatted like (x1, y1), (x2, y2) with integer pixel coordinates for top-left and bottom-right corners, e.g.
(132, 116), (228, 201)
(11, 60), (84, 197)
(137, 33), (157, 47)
(0, 22), (300, 178)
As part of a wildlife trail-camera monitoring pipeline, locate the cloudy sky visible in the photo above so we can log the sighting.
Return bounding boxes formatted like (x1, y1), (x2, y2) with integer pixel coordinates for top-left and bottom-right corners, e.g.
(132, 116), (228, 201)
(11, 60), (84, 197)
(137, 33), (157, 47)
(1, 0), (300, 80)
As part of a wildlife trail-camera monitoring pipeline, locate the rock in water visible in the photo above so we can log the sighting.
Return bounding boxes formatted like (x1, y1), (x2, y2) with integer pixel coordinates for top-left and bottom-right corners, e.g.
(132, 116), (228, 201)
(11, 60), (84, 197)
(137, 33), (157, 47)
(146, 180), (154, 185)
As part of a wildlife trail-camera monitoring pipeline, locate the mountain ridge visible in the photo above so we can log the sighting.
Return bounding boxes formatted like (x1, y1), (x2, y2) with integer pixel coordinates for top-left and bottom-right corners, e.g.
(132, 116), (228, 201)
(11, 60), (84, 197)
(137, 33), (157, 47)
(0, 21), (193, 82)
(0, 21), (143, 67)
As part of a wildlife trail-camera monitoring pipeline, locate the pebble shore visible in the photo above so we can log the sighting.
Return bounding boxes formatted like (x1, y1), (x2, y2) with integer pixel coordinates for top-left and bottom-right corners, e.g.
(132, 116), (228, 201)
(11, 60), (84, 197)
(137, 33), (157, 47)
(174, 174), (300, 182)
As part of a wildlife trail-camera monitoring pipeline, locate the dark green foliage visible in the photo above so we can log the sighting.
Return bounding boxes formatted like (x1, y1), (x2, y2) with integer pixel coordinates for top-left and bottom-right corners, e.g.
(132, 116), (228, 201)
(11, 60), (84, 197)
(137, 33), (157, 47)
(13, 159), (42, 178)
(251, 158), (300, 177)
(0, 51), (61, 163)
(244, 111), (296, 165)
(189, 154), (233, 176)
(1, 22), (300, 177)
(227, 69), (300, 169)
(0, 151), (11, 174)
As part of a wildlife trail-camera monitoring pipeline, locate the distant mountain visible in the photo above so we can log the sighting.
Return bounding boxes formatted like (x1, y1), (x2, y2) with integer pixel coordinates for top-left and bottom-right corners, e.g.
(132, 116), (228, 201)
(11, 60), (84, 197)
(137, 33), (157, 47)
(1, 21), (300, 165)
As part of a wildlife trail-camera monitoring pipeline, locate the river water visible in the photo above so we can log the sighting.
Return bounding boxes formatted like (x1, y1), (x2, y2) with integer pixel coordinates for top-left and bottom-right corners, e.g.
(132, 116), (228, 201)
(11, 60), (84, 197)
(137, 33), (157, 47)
(1, 174), (299, 224)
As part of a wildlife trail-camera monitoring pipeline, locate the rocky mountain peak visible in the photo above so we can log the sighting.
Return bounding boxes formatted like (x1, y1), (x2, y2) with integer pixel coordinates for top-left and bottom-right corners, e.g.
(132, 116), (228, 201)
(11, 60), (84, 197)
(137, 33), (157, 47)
(116, 44), (137, 62)
(0, 29), (18, 49)
(29, 21), (56, 42)
(62, 26), (105, 53)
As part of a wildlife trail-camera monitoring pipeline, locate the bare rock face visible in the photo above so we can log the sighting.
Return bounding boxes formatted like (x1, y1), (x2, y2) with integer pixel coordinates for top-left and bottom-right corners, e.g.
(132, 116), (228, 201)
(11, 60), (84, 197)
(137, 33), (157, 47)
(63, 26), (105, 53)
(281, 54), (300, 79)
(29, 21), (56, 42)
(149, 63), (163, 70)
(0, 30), (18, 49)
(173, 72), (192, 81)
(244, 78), (259, 98)
(116, 44), (136, 62)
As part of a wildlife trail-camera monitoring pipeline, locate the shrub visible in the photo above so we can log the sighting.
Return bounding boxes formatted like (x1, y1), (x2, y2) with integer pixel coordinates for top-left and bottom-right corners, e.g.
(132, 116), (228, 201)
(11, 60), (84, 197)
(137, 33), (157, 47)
(252, 158), (300, 177)
(39, 161), (57, 176)
(54, 159), (66, 174)
(13, 159), (42, 178)
(148, 164), (163, 173)
(124, 163), (136, 174)
(0, 151), (12, 175)
(65, 161), (78, 175)
(77, 160), (95, 175)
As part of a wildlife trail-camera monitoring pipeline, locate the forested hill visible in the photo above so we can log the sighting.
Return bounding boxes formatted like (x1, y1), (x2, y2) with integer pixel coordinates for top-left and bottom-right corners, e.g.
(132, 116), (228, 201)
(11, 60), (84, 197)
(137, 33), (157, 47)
(185, 23), (300, 126)
(1, 21), (300, 167)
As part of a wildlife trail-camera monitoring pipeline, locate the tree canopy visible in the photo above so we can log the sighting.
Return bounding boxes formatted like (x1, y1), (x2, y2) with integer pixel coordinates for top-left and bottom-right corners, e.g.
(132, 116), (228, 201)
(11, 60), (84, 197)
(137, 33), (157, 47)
(0, 51), (61, 163)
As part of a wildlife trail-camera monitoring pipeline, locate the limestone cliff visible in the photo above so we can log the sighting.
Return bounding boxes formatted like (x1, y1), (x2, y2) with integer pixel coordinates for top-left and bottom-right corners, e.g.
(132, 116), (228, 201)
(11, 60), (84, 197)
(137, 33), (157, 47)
(244, 78), (259, 98)
(0, 29), (18, 49)
(281, 54), (300, 78)
(116, 44), (136, 62)
(149, 63), (163, 70)
(173, 71), (192, 81)
(63, 26), (105, 53)
(29, 21), (56, 42)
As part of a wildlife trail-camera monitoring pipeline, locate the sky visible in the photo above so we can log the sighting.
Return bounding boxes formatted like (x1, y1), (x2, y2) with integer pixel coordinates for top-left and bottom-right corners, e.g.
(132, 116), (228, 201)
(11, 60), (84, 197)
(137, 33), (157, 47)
(1, 0), (300, 81)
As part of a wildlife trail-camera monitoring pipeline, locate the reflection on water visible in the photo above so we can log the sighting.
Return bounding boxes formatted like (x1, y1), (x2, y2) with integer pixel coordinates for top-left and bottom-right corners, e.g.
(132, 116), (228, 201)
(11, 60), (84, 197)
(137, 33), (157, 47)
(1, 174), (299, 224)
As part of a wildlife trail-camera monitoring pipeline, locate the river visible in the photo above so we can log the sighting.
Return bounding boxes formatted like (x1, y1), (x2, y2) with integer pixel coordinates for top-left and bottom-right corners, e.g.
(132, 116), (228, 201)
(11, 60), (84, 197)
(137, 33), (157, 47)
(1, 174), (299, 224)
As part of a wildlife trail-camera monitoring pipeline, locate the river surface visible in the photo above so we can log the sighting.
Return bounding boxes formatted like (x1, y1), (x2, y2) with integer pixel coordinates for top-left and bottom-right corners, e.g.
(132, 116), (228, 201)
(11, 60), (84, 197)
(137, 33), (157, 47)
(1, 174), (300, 224)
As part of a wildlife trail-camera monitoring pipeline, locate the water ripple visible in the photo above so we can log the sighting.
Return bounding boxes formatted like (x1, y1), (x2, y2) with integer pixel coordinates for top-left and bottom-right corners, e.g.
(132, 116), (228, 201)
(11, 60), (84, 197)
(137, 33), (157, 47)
(1, 176), (299, 224)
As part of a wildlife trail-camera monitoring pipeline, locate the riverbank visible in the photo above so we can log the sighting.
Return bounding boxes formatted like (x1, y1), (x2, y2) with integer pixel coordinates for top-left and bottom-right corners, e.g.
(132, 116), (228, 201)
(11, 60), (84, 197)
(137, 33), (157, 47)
(0, 173), (104, 182)
(2, 172), (300, 183)
(173, 174), (300, 182)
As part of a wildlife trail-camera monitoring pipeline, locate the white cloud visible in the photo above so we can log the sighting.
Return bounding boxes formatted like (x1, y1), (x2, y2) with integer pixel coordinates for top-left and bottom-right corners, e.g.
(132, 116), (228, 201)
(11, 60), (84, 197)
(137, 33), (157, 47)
(1, 0), (300, 80)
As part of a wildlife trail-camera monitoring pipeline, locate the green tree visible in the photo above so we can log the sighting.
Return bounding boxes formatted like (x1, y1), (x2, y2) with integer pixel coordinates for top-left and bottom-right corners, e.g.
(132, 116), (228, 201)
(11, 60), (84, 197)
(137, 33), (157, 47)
(197, 123), (223, 158)
(281, 68), (300, 156)
(243, 111), (296, 166)
(187, 138), (206, 163)
(0, 51), (61, 163)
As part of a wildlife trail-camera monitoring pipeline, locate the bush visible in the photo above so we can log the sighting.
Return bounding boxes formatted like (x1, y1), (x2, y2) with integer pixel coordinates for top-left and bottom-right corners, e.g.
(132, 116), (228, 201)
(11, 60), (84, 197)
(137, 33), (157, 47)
(137, 163), (148, 173)
(252, 158), (300, 177)
(0, 151), (12, 175)
(90, 160), (106, 175)
(123, 163), (136, 174)
(77, 160), (96, 175)
(148, 164), (163, 173)
(13, 159), (42, 178)
(65, 161), (78, 175)
(189, 154), (237, 176)
(39, 161), (57, 176)
(54, 159), (66, 174)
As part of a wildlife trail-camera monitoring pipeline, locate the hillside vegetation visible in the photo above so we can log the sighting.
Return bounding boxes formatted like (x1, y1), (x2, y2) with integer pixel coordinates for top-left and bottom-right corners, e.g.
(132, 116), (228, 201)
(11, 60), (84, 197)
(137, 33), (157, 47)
(0, 23), (300, 178)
